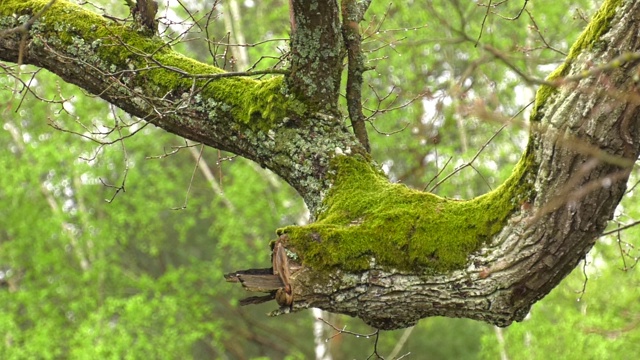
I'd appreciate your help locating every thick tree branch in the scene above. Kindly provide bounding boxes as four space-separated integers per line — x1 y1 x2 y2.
232 0 640 329
287 0 343 114
3 0 640 331
0 0 363 212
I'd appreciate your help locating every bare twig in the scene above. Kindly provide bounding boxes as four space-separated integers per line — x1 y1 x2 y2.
476 0 529 48
601 220 640 271
368 120 410 136
424 156 453 191
525 9 566 56
99 106 135 203
318 317 411 359
368 331 383 360
172 143 205 210
475 0 493 47
146 139 199 159
318 317 379 340
429 101 532 192
576 257 588 302
363 85 428 132
601 219 640 237
493 0 529 21
615 227 629 271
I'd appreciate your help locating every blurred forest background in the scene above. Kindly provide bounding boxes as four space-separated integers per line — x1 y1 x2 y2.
1 0 639 358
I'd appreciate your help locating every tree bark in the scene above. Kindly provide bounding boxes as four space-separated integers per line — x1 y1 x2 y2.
287 0 343 115
277 0 640 329
1 0 639 330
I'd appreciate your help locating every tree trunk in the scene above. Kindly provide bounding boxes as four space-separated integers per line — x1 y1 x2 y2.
1 0 638 330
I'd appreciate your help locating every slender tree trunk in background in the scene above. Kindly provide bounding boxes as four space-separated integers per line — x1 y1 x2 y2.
494 326 509 360
222 0 248 70
312 308 332 360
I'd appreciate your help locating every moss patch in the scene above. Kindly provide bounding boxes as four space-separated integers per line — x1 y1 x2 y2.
280 154 534 273
0 0 303 129
531 0 622 121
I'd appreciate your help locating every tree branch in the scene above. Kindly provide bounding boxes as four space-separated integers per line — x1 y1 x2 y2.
231 0 640 329
342 0 371 152
0 0 364 212
287 0 343 114
2 0 640 332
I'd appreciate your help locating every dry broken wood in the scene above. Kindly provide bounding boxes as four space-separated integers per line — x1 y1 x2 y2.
224 236 298 307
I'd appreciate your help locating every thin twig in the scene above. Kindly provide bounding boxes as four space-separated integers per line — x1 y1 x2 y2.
475 0 493 47
172 143 205 210
424 156 453 191
494 0 528 21
525 8 566 56
601 219 640 237
429 101 532 192
318 317 379 340
367 331 383 359
576 257 588 302
615 227 629 271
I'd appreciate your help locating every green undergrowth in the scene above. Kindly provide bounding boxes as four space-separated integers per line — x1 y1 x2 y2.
531 0 622 121
280 154 534 273
0 0 303 129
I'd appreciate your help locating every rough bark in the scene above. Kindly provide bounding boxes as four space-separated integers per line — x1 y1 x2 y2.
278 0 640 329
1 0 639 330
287 0 343 115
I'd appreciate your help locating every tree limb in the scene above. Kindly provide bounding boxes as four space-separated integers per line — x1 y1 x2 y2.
2 0 639 331
232 0 640 329
0 0 364 211
342 0 371 152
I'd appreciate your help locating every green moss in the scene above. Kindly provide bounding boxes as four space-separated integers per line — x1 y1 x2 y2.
280 154 534 273
531 0 622 121
0 0 303 129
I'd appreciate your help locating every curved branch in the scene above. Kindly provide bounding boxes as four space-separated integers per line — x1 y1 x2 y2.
3 0 640 331
231 0 640 330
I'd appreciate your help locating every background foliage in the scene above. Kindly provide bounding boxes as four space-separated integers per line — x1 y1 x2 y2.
1 0 638 358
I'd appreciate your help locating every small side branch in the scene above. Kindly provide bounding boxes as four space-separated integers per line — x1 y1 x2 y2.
342 0 371 153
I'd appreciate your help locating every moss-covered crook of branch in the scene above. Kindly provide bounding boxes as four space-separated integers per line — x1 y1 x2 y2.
279 154 535 273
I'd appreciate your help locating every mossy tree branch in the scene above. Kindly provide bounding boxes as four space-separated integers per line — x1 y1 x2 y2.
2 0 640 330
0 0 361 210
234 0 640 329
